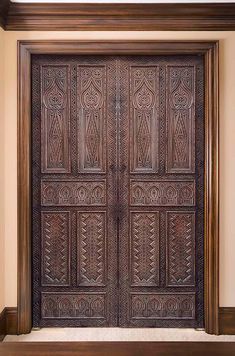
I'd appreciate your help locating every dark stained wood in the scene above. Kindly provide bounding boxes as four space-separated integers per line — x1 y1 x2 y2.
220 308 235 335
118 57 204 328
204 42 220 335
0 307 18 341
1 342 235 356
0 308 6 341
40 65 71 174
18 40 219 335
17 40 218 56
32 57 118 327
32 54 203 328
5 308 18 336
18 41 32 335
0 0 10 29
4 3 235 31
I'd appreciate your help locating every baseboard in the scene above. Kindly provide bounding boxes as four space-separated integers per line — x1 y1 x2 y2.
0 309 6 341
0 307 18 341
219 307 235 335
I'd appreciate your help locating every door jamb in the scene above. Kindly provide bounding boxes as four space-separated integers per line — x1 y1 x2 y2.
17 40 219 335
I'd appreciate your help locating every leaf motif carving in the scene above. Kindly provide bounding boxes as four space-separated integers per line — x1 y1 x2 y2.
41 66 70 173
79 66 105 172
167 66 195 173
131 67 159 173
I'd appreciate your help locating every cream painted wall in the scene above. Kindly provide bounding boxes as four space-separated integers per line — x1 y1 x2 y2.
2 30 235 308
0 28 5 312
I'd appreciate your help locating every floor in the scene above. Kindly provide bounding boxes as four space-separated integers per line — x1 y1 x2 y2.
4 328 235 342
2 342 235 356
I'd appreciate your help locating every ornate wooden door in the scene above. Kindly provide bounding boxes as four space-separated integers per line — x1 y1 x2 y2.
118 56 204 328
32 56 119 327
32 55 204 328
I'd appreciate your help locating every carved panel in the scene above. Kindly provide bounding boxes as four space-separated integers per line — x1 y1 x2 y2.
78 66 106 173
130 180 195 206
130 66 159 173
131 293 195 320
41 65 70 173
167 212 195 287
41 180 106 206
41 212 70 286
166 66 195 173
41 293 106 319
130 212 159 286
77 212 106 286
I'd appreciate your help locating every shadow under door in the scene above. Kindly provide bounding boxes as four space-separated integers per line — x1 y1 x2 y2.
32 54 204 328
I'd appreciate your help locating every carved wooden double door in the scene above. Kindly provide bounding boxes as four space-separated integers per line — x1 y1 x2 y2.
32 54 204 328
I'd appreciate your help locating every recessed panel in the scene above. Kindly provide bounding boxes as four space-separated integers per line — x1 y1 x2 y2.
41 65 70 173
131 293 195 320
166 211 195 287
166 66 195 173
130 212 159 287
130 180 195 206
130 66 159 173
77 212 106 286
41 293 106 319
41 180 106 206
77 65 106 173
41 211 70 286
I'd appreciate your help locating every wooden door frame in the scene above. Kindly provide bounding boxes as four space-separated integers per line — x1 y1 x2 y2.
17 40 219 335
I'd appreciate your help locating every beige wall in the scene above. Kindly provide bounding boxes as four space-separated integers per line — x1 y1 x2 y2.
0 28 5 312
1 30 235 308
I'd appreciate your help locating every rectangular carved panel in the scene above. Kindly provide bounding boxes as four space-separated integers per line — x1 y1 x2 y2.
130 66 159 173
166 66 195 173
41 293 106 319
77 65 106 173
130 180 195 206
41 211 70 286
41 180 106 206
77 212 106 286
131 293 195 320
166 212 195 287
41 65 70 173
130 212 159 286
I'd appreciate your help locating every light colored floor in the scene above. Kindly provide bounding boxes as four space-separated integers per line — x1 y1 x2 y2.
4 328 235 342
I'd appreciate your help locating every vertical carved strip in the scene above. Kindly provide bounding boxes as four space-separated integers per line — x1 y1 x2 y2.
130 66 159 173
131 212 159 286
166 66 195 173
41 211 70 286
78 66 106 173
166 211 195 287
41 65 70 173
77 212 106 286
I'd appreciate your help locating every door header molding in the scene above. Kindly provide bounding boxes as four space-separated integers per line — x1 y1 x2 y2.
0 2 235 31
18 40 219 335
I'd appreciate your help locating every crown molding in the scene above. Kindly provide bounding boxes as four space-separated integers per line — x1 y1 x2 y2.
0 0 10 29
0 2 234 31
